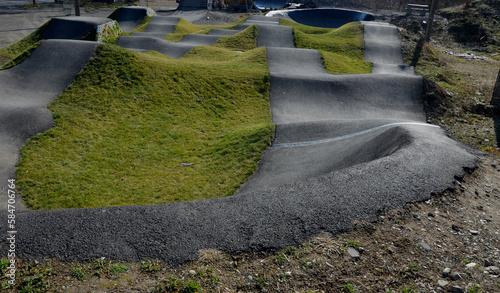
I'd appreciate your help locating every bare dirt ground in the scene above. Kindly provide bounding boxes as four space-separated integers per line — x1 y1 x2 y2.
1 1 499 292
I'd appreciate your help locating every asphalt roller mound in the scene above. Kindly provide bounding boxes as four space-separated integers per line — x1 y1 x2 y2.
0 10 478 265
110 6 156 32
40 17 114 40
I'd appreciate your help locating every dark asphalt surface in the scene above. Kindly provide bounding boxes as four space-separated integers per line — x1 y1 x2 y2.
0 9 478 265
0 40 100 211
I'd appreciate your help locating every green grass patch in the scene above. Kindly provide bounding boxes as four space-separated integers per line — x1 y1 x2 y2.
213 24 258 51
280 19 372 74
165 17 247 42
17 44 272 209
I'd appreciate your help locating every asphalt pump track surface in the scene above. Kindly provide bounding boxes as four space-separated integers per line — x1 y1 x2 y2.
0 9 478 264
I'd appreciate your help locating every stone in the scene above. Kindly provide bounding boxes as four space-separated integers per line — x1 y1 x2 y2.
180 163 194 167
466 263 477 269
484 259 493 267
469 230 479 235
358 247 365 254
488 266 499 274
443 267 451 277
418 242 431 251
347 247 360 259
437 280 449 287
451 272 461 280
451 286 464 293
188 270 196 275
248 275 253 281
413 214 421 220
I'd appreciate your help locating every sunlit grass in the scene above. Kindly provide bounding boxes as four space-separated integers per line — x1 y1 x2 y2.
280 19 373 74
17 44 272 209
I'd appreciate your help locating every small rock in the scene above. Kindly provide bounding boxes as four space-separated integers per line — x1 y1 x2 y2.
451 272 462 280
413 214 421 221
488 266 499 274
451 286 464 293
248 275 253 281
428 212 435 217
452 225 461 232
188 270 196 275
477 206 484 210
437 280 449 287
180 163 194 167
418 242 431 251
358 247 365 254
466 263 477 269
347 247 360 259
470 230 479 235
484 259 493 267
443 268 451 277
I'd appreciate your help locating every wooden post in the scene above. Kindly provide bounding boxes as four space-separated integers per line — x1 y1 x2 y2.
425 0 439 42
74 0 80 16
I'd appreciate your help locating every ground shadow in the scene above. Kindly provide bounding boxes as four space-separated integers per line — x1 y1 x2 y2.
410 38 425 67
495 115 500 149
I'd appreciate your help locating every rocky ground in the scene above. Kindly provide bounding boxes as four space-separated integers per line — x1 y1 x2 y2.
1 1 499 292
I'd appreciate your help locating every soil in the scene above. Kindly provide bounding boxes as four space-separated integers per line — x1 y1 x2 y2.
1 1 499 292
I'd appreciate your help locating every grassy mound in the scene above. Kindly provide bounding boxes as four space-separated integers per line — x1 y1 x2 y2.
280 19 373 74
165 17 247 42
17 44 272 209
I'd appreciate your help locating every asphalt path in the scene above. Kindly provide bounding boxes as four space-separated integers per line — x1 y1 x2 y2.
0 9 478 264
0 40 100 211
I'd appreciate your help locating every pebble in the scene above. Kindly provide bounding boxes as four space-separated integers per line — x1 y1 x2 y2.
443 267 451 277
469 230 479 235
188 270 196 275
451 272 462 280
248 275 253 281
413 214 421 221
418 242 431 251
487 266 499 274
437 280 449 287
451 286 464 293
484 259 493 267
466 263 477 269
347 247 360 259
358 247 365 254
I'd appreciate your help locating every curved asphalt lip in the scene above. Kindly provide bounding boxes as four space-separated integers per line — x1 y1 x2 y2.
272 122 441 149
0 9 478 265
